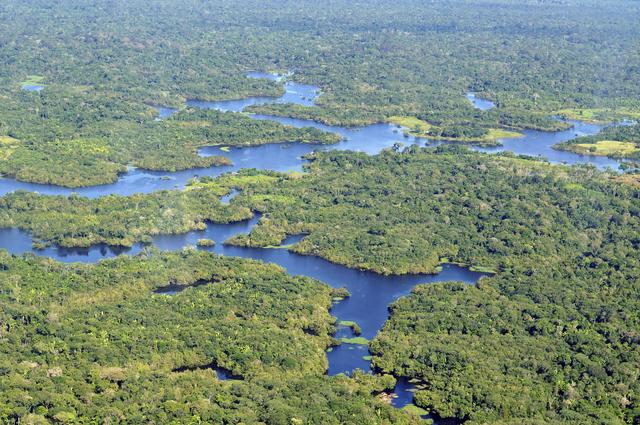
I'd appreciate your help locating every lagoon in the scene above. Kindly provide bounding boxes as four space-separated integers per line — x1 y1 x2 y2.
466 92 495 110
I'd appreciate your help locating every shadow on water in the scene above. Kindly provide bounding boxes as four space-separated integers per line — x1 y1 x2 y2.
171 362 241 381
153 278 216 295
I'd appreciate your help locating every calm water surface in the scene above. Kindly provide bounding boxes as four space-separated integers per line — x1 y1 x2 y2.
466 92 495 110
22 85 44 92
0 211 481 422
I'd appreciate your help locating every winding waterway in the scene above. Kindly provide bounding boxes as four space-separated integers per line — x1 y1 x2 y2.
0 71 623 422
0 72 622 198
0 213 483 423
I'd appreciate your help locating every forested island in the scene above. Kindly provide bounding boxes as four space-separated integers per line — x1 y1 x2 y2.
1 0 639 424
554 123 640 159
2 147 640 423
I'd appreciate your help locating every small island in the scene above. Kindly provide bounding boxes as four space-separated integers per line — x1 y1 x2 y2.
196 238 216 247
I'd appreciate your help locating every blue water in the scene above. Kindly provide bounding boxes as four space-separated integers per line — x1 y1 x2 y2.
0 208 481 423
22 85 44 92
151 104 179 120
466 92 495 110
0 72 621 197
185 73 317 112
247 70 287 81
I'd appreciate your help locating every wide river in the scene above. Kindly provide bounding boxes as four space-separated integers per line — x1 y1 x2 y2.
1 72 622 422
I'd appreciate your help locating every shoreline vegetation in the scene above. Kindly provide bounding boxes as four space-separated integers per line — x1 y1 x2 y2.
387 116 523 145
1 146 639 423
0 147 631 274
553 123 640 159
0 105 341 188
1 0 639 423
556 108 640 124
0 0 636 189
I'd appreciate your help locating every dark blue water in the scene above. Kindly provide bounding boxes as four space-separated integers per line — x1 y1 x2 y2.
0 228 144 262
0 211 482 422
466 92 495 110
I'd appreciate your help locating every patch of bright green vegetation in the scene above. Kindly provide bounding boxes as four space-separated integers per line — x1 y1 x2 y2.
219 146 231 152
388 116 522 144
572 140 638 156
401 404 430 417
563 182 586 191
196 238 215 247
388 116 433 133
19 74 45 88
483 128 523 141
186 173 279 194
340 336 369 345
0 135 21 160
557 108 640 123
338 320 362 335
554 123 640 159
468 265 498 274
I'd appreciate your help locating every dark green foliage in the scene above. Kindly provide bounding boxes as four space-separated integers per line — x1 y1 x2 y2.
0 188 253 248
1 145 639 423
224 148 639 422
0 250 416 424
0 94 340 187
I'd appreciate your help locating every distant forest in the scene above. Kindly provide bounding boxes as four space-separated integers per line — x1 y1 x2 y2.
0 0 639 185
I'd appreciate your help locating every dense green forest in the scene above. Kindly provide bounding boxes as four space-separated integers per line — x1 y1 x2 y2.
227 148 640 423
0 182 253 248
1 1 640 423
0 98 339 187
2 148 639 423
0 172 276 249
1 0 639 185
554 123 640 159
0 250 418 423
